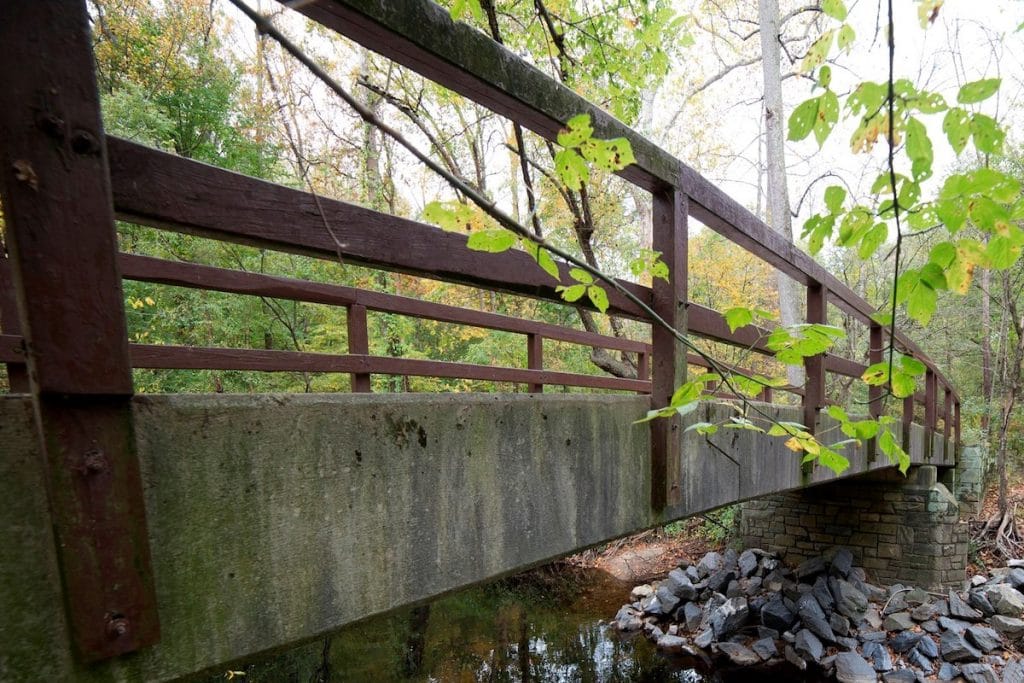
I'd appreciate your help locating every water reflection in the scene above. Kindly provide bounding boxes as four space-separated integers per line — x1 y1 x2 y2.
221 567 709 682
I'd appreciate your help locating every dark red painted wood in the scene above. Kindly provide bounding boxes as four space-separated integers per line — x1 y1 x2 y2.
0 258 29 391
527 333 543 393
129 344 650 392
108 139 650 320
650 188 687 510
804 284 827 433
868 324 883 419
118 253 649 354
903 394 915 451
347 304 372 392
0 0 158 660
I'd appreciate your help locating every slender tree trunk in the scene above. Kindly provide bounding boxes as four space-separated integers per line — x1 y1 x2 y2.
759 0 803 386
982 260 993 432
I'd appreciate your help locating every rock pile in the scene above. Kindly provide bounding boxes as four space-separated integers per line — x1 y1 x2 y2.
613 548 1024 682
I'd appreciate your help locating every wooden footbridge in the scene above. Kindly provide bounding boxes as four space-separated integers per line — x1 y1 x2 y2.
0 1 960 680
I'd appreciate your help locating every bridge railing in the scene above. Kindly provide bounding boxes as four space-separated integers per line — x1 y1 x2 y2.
0 0 960 662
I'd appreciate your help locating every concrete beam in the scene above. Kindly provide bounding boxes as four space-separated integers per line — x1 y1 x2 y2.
0 394 940 681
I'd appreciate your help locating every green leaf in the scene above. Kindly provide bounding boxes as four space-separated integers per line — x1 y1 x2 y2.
524 242 561 279
554 148 589 190
801 30 834 72
685 421 718 434
905 116 933 181
821 0 847 20
556 284 587 302
569 267 593 284
826 405 849 422
724 306 755 333
988 235 1022 269
858 222 888 259
466 229 516 253
818 446 851 474
824 185 846 213
557 113 593 148
817 65 832 89
788 97 819 142
449 0 483 22
971 113 1005 154
587 285 609 313
837 23 855 52
879 428 910 474
957 78 1001 104
942 108 971 155
813 91 840 146
900 356 927 376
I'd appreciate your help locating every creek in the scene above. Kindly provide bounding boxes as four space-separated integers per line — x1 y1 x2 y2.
214 565 814 682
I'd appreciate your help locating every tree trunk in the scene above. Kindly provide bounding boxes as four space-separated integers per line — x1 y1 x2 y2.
982 259 993 432
759 0 804 387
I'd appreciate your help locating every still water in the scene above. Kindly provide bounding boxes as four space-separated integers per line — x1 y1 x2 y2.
213 567 807 682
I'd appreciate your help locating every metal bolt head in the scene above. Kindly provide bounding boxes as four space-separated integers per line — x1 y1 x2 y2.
106 615 130 640
83 449 107 474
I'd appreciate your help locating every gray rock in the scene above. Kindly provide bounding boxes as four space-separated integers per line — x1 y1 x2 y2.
949 589 984 621
831 547 854 577
889 630 923 654
939 616 973 633
784 645 808 671
911 602 937 622
1002 660 1024 683
654 585 681 615
761 597 796 633
830 612 850 637
883 592 909 616
656 634 688 651
718 642 760 666
940 629 982 662
710 596 749 639
969 589 996 617
794 629 824 662
685 565 700 583
834 652 876 683
757 626 779 640
906 587 931 605
743 576 762 596
697 551 723 578
881 670 918 682
833 579 869 620
723 548 738 570
738 549 758 578
797 592 836 642
937 662 960 680
959 662 999 683
797 556 828 580
1007 568 1024 591
615 606 643 632
725 580 744 599
863 641 893 672
884 612 916 631
916 634 939 659
860 630 888 643
965 624 1000 653
683 601 703 631
631 584 654 599
907 647 933 673
666 568 697 600
991 614 1024 637
835 636 859 651
752 636 777 661
922 620 940 634
814 575 835 612
984 584 1024 617
707 568 736 594
864 606 884 629
694 627 714 649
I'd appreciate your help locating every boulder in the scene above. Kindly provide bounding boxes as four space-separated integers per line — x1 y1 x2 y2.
906 647 933 673
949 589 983 621
937 662 961 680
760 596 795 633
983 584 1024 617
682 601 702 631
831 547 854 578
990 614 1024 637
709 596 748 639
834 652 876 683
862 641 892 672
784 645 807 671
737 549 758 578
883 612 916 631
832 579 868 620
958 662 1000 683
656 634 688 652
888 630 922 654
964 624 1000 653
796 556 828 581
793 628 823 663
665 568 697 601
696 551 723 578
654 585 681 615
915 634 938 659
830 612 850 637
940 629 982 662
751 636 777 661
717 642 760 666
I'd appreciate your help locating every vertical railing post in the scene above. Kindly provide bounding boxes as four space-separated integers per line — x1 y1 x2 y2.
902 394 915 452
347 303 372 392
924 368 937 459
650 186 687 511
527 332 543 393
0 256 29 391
638 349 650 384
759 386 774 403
867 323 884 462
804 283 827 434
955 400 961 450
943 386 953 463
0 1 158 659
